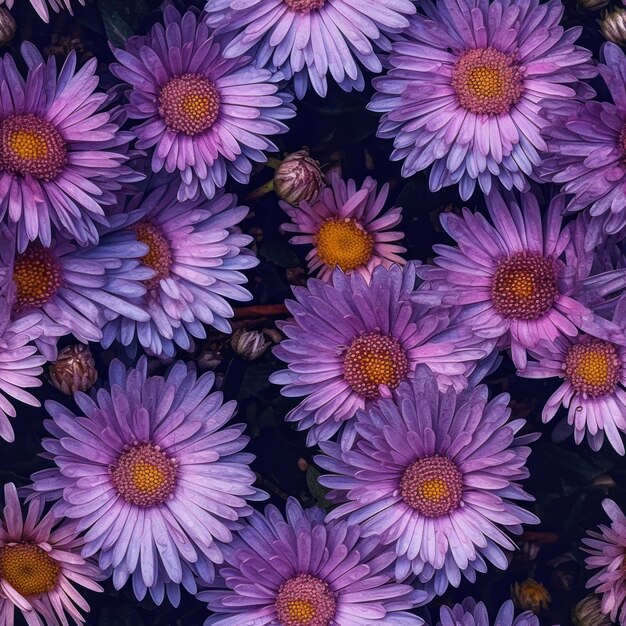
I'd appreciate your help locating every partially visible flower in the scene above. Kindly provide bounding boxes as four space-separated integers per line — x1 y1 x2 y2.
231 328 270 361
600 8 626 46
583 498 626 623
0 483 103 626
197 498 429 625
0 0 84 22
512 579 551 613
101 183 258 358
204 0 416 99
48 344 97 395
30 357 265 606
0 7 15 46
317 367 538 594
438 599 539 626
573 595 612 626
110 7 294 201
280 170 406 281
274 149 324 206
0 43 139 250
413 191 626 370
368 0 595 199
271 263 496 445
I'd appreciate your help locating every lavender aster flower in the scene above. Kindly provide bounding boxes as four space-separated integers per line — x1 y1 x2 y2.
0 483 103 626
542 43 626 248
438 598 539 626
316 367 539 594
413 191 626 370
110 7 294 202
271 263 496 445
368 0 595 199
0 0 84 22
101 183 258 358
583 499 626 623
280 170 406 281
204 0 416 99
0 43 138 249
30 357 265 606
198 498 429 625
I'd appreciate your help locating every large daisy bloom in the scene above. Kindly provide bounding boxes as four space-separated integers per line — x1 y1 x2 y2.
438 598 538 626
280 169 406 281
198 498 429 625
583 499 626 623
316 367 539 594
110 7 295 202
542 43 626 248
29 357 265 606
204 0 416 99
368 0 596 199
0 43 139 250
0 483 103 626
101 183 258 358
271 262 496 445
0 0 84 22
413 190 626 370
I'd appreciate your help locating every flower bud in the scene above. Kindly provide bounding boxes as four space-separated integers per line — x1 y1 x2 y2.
511 578 551 613
0 7 16 47
49 344 98 395
274 150 324 206
231 328 271 361
572 595 611 626
578 0 609 10
600 8 626 45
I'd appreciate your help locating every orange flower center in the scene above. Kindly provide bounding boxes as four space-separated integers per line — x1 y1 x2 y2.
315 218 374 272
13 243 63 311
0 543 60 597
134 221 173 289
274 574 337 626
564 338 620 396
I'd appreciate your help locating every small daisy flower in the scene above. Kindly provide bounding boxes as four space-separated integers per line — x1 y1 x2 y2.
438 598 539 626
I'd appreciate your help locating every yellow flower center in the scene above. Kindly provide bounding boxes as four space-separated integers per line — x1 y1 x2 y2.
0 543 60 597
314 218 374 272
564 338 620 396
13 243 63 311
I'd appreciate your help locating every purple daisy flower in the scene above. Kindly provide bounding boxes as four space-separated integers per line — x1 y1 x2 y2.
101 183 258 358
583 499 626 623
280 169 406 281
0 0 84 22
316 366 539 594
542 43 626 248
29 357 264 606
438 598 539 626
413 190 626 370
204 0 416 99
110 7 294 202
368 0 595 199
271 262 497 445
0 483 103 626
198 498 429 625
0 43 139 250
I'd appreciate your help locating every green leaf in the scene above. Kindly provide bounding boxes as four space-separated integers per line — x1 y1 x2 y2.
97 0 148 47
306 466 332 509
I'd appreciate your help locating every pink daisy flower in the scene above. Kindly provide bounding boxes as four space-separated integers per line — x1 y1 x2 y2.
0 0 84 22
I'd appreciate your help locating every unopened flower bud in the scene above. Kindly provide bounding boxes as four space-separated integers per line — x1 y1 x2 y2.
600 8 626 45
274 150 324 206
197 346 223 370
572 595 611 626
49 345 98 395
0 7 16 47
231 329 271 361
511 578 551 613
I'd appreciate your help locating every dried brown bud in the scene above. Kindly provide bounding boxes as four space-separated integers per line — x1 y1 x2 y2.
231 329 271 361
578 0 609 11
197 346 223 370
274 150 324 206
600 8 626 45
572 595 612 626
49 345 98 395
0 7 16 47
511 579 551 613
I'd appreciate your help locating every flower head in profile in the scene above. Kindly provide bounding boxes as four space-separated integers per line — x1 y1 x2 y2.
0 0 84 22
0 483 103 626
542 43 626 249
271 263 496 445
316 367 539 595
280 170 406 281
438 598 539 626
368 0 595 199
198 498 429 625
583 498 626 623
102 183 258 358
110 7 294 201
413 191 626 370
0 43 138 249
205 0 416 98
30 357 265 606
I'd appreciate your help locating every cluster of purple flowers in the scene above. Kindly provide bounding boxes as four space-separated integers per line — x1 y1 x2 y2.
0 0 626 623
